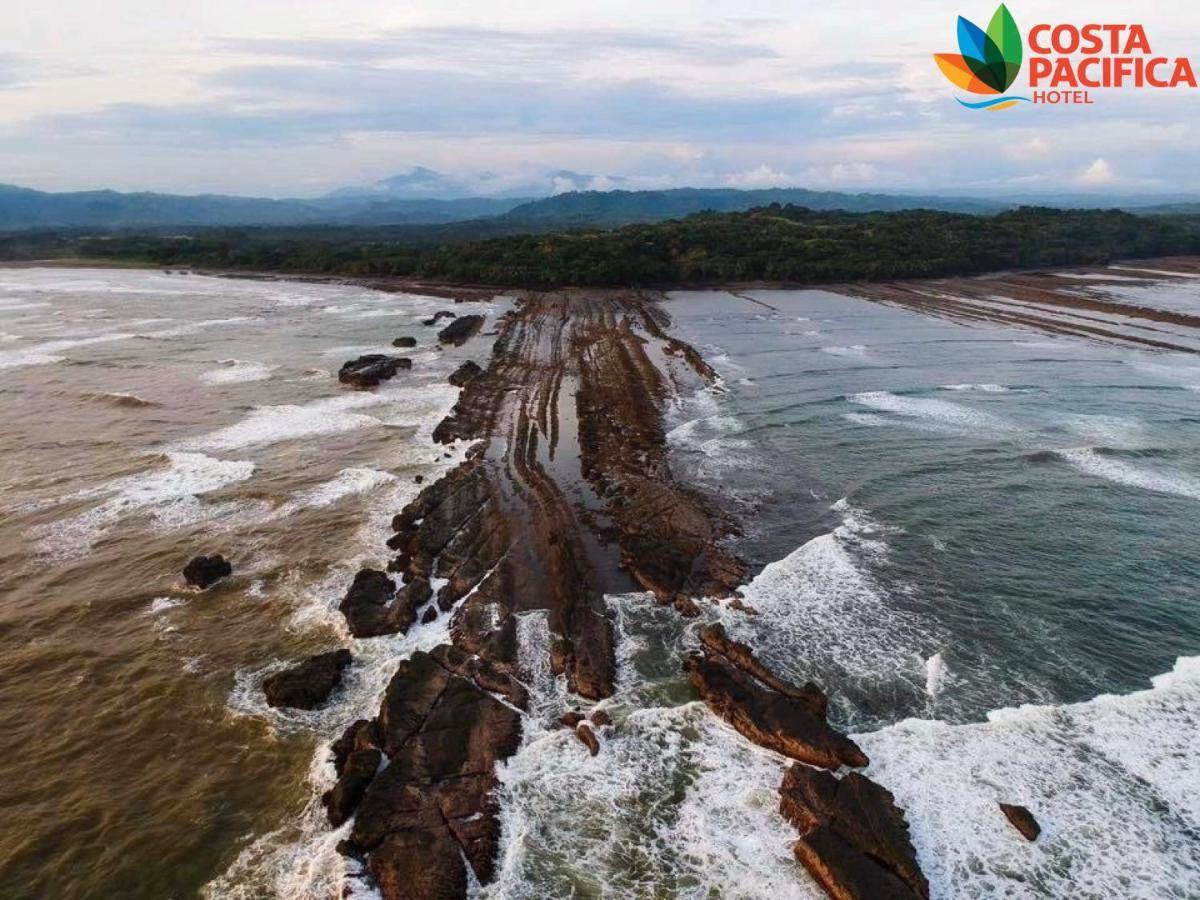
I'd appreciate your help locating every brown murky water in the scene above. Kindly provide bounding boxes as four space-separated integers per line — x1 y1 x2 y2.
0 268 500 898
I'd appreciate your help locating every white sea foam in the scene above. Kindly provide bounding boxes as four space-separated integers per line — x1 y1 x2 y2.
1060 413 1145 449
37 452 256 557
1056 448 1200 500
924 651 948 699
200 360 278 385
940 383 1011 393
0 332 136 368
711 500 928 705
287 468 397 510
848 391 1017 437
857 656 1200 899
180 394 391 452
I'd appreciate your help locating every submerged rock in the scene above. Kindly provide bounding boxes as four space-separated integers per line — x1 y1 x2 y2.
392 336 417 348
422 310 457 326
449 360 483 387
263 649 352 710
339 354 412 388
683 650 866 770
779 765 929 900
999 802 1041 841
437 315 484 347
182 554 232 589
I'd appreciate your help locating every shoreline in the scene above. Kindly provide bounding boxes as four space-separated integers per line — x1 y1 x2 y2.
303 288 930 899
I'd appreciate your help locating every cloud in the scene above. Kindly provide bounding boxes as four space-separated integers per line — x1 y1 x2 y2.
1078 157 1116 187
722 164 790 188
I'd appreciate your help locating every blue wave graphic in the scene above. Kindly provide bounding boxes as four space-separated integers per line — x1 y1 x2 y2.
957 95 1032 110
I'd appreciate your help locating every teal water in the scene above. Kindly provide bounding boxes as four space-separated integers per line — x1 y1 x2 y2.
664 287 1200 728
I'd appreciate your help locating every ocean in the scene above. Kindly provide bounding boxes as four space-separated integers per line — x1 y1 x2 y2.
0 268 1197 898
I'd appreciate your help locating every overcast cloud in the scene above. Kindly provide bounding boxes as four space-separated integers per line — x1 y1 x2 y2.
2 0 1198 197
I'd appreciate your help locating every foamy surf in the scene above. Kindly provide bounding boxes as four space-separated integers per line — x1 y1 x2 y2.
35 452 256 557
200 359 278 385
1056 448 1200 501
857 656 1200 899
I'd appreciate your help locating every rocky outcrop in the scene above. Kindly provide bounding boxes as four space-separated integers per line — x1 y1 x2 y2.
392 336 417 348
999 802 1041 841
449 360 483 387
423 311 457 326
338 569 425 638
183 554 231 588
339 355 412 388
337 650 523 897
683 650 866 771
779 765 929 900
263 649 352 710
575 723 600 756
437 314 485 346
698 623 828 715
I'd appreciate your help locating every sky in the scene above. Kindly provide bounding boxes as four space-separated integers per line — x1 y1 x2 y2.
1 0 1198 198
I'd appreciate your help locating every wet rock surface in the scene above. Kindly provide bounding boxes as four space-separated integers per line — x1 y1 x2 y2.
262 649 352 710
683 649 867 771
338 569 424 638
448 360 483 387
316 290 928 900
337 650 523 896
391 336 417 348
779 765 929 900
423 310 457 326
182 554 231 588
999 802 1041 841
437 314 485 346
338 354 411 388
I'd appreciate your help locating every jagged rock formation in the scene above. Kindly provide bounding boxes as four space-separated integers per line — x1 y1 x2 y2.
338 355 411 388
262 649 351 710
437 314 485 346
779 765 929 900
329 291 751 898
448 360 483 387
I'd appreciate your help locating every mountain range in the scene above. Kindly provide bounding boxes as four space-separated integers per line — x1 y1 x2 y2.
1 169 1198 233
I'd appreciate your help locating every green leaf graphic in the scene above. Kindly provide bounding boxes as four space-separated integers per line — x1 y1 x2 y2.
987 3 1022 90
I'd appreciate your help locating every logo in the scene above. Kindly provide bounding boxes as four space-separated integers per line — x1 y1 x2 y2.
934 5 1197 109
934 4 1029 111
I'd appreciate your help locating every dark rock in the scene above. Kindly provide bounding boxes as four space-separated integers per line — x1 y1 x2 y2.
422 310 457 326
331 719 381 775
683 651 866 770
339 569 427 638
323 747 382 827
392 336 417 348
780 765 929 899
263 649 352 710
414 474 424 484
999 803 1041 841
345 650 523 897
575 723 600 756
183 554 231 589
698 622 827 717
591 709 612 728
420 605 437 624
438 315 485 347
561 711 584 728
449 360 483 387
339 355 412 388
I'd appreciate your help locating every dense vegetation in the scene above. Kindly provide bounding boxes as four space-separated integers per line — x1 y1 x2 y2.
4 205 1200 288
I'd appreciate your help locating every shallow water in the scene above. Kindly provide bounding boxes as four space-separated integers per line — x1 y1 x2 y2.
0 269 497 898
1 269 1198 898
